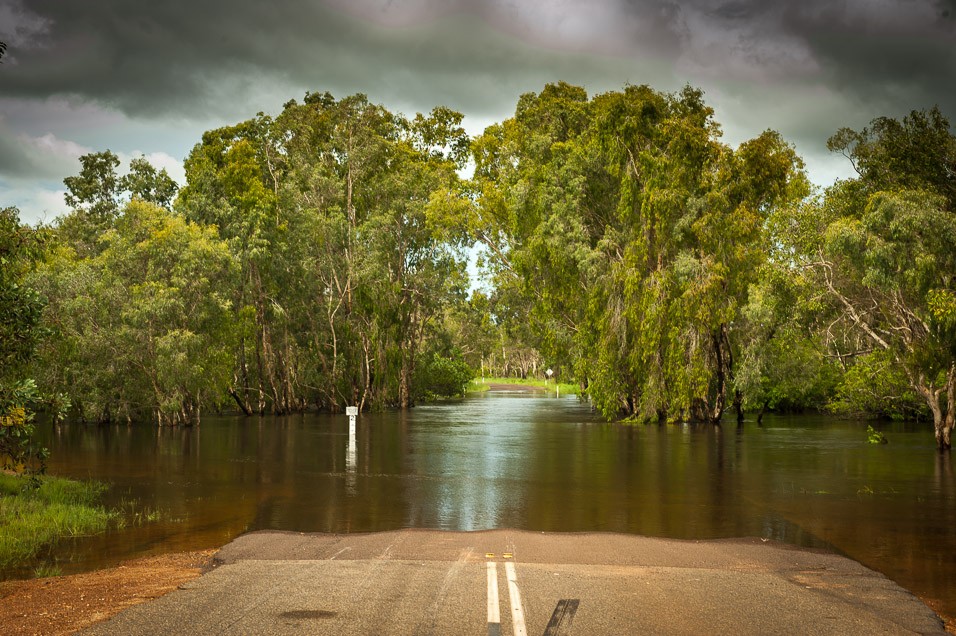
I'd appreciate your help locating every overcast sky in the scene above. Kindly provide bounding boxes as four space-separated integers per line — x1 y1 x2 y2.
1 0 954 224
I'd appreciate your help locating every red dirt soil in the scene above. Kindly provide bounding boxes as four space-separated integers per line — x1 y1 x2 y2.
0 550 214 636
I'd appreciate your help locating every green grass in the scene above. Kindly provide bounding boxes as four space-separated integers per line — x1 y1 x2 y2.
115 497 167 528
467 376 579 395
33 562 63 578
0 473 119 571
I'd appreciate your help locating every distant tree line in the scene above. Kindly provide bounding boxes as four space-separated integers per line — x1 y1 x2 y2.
1 83 953 449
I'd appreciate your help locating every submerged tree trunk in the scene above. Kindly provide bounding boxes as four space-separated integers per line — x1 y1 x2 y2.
733 389 744 425
943 366 955 450
709 327 729 424
229 386 252 416
399 365 411 409
914 368 953 451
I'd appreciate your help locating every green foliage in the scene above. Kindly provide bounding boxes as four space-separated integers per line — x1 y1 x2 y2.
830 352 927 420
22 88 954 447
413 351 473 400
781 107 956 447
734 266 839 417
0 207 47 475
441 291 498 372
470 83 808 422
176 92 470 413
63 151 123 223
827 106 956 207
866 425 889 445
33 563 63 578
466 377 579 395
33 200 236 425
60 151 179 257
123 157 179 208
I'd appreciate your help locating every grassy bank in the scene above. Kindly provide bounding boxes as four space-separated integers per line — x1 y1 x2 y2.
0 473 118 572
467 376 579 395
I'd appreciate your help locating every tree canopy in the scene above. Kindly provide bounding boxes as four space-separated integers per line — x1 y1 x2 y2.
0 207 47 474
779 107 956 448
7 84 954 449
465 83 809 423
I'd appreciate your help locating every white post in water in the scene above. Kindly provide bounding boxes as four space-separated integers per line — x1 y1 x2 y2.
346 406 358 487
346 406 358 448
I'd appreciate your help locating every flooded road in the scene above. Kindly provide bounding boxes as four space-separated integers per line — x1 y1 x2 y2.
28 392 956 617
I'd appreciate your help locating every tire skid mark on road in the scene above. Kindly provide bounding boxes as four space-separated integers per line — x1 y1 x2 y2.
416 548 474 634
328 546 352 560
543 598 580 636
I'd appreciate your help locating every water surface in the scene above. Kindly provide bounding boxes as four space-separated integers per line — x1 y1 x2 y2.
29 393 956 617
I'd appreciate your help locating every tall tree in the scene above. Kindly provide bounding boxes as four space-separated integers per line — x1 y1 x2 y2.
177 92 470 414
0 207 47 473
468 83 807 422
32 200 236 425
780 108 956 448
60 151 179 256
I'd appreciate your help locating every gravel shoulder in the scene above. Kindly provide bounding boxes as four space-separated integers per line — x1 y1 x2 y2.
0 550 214 636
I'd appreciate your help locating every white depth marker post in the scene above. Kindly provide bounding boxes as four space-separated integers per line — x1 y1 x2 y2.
346 406 358 477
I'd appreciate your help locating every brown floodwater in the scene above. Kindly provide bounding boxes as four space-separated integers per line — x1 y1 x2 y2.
19 392 956 617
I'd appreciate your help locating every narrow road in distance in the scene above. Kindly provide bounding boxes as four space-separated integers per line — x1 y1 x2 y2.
82 529 945 635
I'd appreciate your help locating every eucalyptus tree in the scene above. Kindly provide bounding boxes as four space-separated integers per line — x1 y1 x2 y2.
176 117 290 414
32 200 236 425
60 151 179 256
467 83 807 422
276 94 471 409
177 92 470 413
733 267 838 423
779 108 956 448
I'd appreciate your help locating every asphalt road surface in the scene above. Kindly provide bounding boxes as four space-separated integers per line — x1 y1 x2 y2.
82 529 945 635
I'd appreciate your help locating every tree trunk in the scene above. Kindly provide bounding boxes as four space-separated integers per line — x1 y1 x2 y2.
399 366 411 409
915 377 950 451
733 388 744 425
943 366 955 450
710 329 727 424
229 386 253 416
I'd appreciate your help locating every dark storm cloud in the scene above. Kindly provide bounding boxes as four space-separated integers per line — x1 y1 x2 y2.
6 0 952 128
603 0 956 160
0 129 39 178
1 0 953 198
0 0 667 122
778 2 955 112
0 121 83 179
